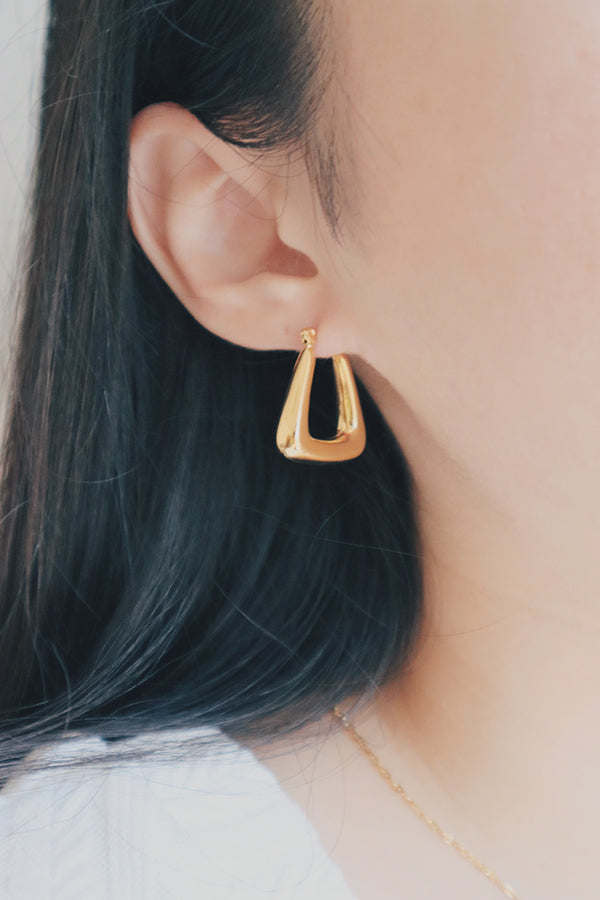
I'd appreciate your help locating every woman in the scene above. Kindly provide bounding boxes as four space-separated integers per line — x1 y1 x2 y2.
1 0 598 897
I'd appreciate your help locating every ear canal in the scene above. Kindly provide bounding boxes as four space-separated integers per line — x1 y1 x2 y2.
276 328 367 463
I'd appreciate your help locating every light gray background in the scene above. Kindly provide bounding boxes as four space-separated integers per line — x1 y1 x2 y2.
0 1 47 411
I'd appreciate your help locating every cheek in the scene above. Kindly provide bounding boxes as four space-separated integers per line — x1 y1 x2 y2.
343 0 600 502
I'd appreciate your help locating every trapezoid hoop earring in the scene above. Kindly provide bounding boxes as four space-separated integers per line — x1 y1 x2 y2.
276 328 367 463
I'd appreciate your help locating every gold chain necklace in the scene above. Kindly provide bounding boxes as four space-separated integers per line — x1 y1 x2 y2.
331 706 522 900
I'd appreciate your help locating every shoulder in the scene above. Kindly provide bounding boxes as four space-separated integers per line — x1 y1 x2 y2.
0 726 356 899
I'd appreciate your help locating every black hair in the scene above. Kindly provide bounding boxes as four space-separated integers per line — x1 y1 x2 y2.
0 0 423 774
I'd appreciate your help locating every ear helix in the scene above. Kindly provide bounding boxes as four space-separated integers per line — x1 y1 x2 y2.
276 328 366 462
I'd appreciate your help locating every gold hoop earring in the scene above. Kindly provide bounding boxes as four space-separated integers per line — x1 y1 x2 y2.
276 328 366 463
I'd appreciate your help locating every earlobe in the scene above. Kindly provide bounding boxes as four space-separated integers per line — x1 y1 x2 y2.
127 102 322 351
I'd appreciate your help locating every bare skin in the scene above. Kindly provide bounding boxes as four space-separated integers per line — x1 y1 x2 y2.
127 1 600 896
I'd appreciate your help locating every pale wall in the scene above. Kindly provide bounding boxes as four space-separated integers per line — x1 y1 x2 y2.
0 1 47 414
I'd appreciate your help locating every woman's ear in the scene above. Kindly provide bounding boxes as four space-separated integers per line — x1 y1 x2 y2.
127 102 333 352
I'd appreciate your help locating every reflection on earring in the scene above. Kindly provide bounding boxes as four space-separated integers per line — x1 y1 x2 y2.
276 328 366 463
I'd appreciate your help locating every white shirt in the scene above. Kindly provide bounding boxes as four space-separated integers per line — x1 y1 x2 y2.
0 727 357 899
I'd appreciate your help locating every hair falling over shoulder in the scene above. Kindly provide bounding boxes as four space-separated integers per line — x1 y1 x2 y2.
0 0 423 777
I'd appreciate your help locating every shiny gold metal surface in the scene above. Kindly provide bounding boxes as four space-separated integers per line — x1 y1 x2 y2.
276 328 366 462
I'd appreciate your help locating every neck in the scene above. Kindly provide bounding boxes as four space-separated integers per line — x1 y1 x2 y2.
354 363 600 897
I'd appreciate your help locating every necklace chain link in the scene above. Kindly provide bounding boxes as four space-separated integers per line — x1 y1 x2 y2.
331 706 522 900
